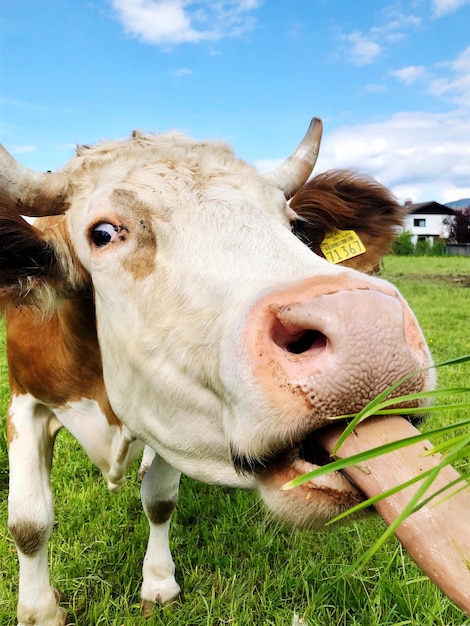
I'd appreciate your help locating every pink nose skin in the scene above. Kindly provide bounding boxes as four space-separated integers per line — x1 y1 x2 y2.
245 275 430 421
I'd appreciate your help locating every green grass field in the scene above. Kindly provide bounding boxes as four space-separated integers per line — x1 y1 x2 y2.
0 256 469 626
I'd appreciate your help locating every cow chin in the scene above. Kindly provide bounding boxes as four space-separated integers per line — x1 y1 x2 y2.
254 432 366 530
229 423 364 530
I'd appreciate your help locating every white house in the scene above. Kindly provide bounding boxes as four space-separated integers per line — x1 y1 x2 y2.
403 200 456 245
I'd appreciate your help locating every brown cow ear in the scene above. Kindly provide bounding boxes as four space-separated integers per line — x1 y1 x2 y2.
289 170 406 274
0 206 89 314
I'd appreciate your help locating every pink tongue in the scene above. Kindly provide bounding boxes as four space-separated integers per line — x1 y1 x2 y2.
317 416 470 616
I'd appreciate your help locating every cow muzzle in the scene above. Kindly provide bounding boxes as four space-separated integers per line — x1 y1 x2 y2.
246 274 432 425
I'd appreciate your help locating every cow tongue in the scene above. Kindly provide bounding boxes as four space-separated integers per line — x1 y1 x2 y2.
316 415 470 616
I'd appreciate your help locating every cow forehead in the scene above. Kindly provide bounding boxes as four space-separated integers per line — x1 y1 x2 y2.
67 131 280 202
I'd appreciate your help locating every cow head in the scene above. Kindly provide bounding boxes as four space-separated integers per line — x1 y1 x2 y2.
0 119 434 529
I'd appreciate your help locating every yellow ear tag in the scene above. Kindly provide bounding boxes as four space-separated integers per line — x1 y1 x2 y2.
320 229 366 264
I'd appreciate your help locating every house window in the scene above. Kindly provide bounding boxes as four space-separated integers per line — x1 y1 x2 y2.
414 218 426 227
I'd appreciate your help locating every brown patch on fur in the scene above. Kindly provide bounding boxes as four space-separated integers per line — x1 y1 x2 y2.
6 411 18 446
8 519 49 556
145 500 177 525
6 296 120 426
290 170 405 273
111 189 157 280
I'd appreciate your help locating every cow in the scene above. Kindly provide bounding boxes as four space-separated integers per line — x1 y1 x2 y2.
0 118 448 625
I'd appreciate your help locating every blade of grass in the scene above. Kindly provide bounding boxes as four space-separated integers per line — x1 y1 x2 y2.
364 387 470 411
422 433 470 456
361 402 470 417
412 470 470 512
329 398 470 421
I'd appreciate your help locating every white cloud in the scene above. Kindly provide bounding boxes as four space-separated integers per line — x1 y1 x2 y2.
0 96 46 110
428 46 470 106
450 44 470 72
339 6 421 66
11 145 36 154
342 31 382 65
289 22 303 39
388 46 470 111
109 0 262 45
172 67 192 77
379 7 421 31
389 65 426 85
365 83 388 93
111 0 207 44
432 0 470 18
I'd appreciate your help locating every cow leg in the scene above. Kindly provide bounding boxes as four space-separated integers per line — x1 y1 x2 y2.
140 452 181 614
7 394 66 626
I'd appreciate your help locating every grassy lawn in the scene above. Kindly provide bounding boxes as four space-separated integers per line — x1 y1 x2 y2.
0 255 469 626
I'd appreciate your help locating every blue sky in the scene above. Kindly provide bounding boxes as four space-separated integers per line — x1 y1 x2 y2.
2 0 470 203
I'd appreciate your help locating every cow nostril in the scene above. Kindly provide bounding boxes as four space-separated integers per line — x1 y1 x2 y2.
273 327 327 355
287 329 326 354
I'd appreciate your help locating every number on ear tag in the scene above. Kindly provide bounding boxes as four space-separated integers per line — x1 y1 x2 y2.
320 229 366 264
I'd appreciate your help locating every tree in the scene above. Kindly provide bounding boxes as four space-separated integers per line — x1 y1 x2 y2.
392 231 414 255
449 207 470 243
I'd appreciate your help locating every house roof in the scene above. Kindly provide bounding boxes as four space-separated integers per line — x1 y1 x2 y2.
405 201 455 216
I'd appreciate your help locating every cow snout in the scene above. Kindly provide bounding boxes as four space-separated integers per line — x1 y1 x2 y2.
245 275 432 422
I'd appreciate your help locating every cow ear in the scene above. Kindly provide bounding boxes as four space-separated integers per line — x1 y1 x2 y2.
0 205 89 314
289 170 405 273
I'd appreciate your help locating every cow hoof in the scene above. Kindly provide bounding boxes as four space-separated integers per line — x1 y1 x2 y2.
17 605 66 626
140 577 181 614
140 598 155 617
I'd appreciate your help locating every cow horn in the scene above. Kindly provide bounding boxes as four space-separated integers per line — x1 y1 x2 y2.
264 117 323 199
0 144 69 216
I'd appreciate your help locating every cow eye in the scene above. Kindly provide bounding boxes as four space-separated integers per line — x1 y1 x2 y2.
91 223 118 247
